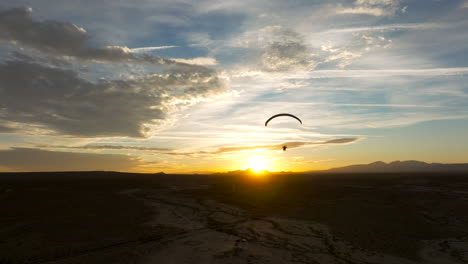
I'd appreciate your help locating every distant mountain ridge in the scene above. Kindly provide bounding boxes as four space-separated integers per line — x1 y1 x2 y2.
213 168 272 176
327 160 468 173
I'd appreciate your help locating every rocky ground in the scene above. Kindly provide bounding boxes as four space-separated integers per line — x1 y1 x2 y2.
0 172 467 263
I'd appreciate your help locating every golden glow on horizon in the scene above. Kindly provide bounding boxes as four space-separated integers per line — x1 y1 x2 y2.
245 156 270 173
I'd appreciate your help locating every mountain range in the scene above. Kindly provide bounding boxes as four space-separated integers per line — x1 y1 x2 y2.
326 160 468 173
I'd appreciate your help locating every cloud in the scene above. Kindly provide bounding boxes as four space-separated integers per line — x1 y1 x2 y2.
337 0 404 17
278 138 361 149
0 7 181 65
0 7 226 138
0 124 16 133
0 148 140 171
337 6 391 16
320 33 392 68
323 23 451 33
37 138 361 157
76 137 361 157
230 26 318 72
200 137 361 154
260 39 314 72
323 50 362 68
171 57 218 66
36 144 171 152
129 46 178 53
0 7 87 52
0 58 225 137
148 13 190 26
229 26 392 71
41 138 361 156
186 32 218 48
307 68 468 78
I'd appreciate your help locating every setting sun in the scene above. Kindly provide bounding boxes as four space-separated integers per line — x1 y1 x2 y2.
245 156 270 173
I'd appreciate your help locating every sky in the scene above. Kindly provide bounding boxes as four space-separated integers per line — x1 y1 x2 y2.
0 0 467 173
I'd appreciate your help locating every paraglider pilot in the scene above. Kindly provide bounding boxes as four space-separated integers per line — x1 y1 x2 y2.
265 113 302 152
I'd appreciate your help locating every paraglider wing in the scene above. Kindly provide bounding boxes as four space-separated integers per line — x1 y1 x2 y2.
265 113 302 126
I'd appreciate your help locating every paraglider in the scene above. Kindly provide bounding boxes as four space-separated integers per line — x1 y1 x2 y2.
265 113 303 151
265 113 302 127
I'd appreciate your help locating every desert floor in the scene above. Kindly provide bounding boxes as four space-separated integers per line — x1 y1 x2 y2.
1 171 467 263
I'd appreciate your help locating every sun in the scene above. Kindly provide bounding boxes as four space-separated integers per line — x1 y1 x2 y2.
245 156 270 173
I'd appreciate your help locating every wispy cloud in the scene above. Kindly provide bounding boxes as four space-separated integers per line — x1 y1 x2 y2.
323 23 452 33
246 102 442 109
222 67 468 83
196 137 362 155
51 138 362 157
307 68 468 78
36 144 171 151
226 26 394 71
130 46 178 53
0 124 17 133
336 0 404 17
171 57 218 66
228 26 319 72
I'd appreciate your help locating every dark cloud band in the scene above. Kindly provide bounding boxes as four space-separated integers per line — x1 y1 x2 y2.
0 148 140 171
0 59 224 137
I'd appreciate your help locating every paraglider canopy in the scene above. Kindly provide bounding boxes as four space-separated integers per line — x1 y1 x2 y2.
265 113 302 127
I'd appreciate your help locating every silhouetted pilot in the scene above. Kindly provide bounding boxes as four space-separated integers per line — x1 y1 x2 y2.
282 145 287 151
